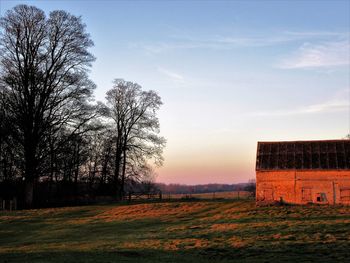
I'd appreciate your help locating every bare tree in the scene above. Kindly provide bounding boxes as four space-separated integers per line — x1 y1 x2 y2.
0 5 95 207
106 79 166 199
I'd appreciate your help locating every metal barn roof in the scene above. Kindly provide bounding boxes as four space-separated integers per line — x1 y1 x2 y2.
256 140 350 171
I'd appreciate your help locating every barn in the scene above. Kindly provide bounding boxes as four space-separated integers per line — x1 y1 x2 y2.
255 140 350 205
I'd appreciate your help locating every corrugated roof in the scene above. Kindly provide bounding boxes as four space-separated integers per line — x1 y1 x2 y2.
256 140 350 171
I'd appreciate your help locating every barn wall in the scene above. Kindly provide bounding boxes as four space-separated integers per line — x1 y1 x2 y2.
256 170 350 205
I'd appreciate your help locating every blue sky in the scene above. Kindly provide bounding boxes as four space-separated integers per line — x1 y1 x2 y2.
1 0 349 184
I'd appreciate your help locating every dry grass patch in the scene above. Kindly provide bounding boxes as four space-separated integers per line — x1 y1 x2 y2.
227 236 250 248
163 238 210 250
121 239 162 250
210 223 239 231
92 202 212 222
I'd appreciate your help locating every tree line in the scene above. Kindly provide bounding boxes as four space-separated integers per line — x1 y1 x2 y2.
0 5 165 208
156 183 255 194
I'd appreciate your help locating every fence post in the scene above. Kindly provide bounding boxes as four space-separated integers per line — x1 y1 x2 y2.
2 200 5 210
238 191 240 199
14 197 17 211
128 192 131 202
159 192 162 200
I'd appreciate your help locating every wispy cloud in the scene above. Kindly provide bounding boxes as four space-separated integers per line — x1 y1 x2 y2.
251 90 349 117
283 31 348 38
278 41 349 69
181 31 347 47
157 67 185 83
131 37 285 54
135 43 199 54
130 30 347 54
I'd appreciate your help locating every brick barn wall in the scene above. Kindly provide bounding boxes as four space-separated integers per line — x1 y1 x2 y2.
256 170 350 205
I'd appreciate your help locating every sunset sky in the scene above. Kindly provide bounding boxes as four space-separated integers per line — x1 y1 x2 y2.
1 0 349 184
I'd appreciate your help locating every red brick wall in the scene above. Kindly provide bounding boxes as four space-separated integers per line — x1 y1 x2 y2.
256 170 350 205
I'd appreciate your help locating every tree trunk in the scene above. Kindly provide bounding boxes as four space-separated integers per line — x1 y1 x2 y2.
48 139 55 203
25 179 34 208
114 148 122 199
120 149 127 200
101 143 112 188
90 155 97 192
101 158 108 187
74 143 80 199
24 140 37 208
114 134 124 199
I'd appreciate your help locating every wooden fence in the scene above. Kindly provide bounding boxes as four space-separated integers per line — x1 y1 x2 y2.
0 197 17 211
124 192 162 202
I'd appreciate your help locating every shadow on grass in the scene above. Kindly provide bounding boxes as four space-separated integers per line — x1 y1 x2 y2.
1 242 349 263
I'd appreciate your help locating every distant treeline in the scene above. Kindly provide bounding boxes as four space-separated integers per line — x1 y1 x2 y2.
156 183 254 194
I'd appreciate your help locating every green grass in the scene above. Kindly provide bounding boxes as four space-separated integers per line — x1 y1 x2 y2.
1 200 350 262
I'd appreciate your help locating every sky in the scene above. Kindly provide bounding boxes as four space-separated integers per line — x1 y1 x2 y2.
1 0 349 185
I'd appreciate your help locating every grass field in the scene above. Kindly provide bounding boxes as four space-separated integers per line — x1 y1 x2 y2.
1 199 350 262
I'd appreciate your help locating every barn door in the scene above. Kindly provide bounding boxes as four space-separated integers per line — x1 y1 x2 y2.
302 188 312 202
340 189 350 201
263 189 273 201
